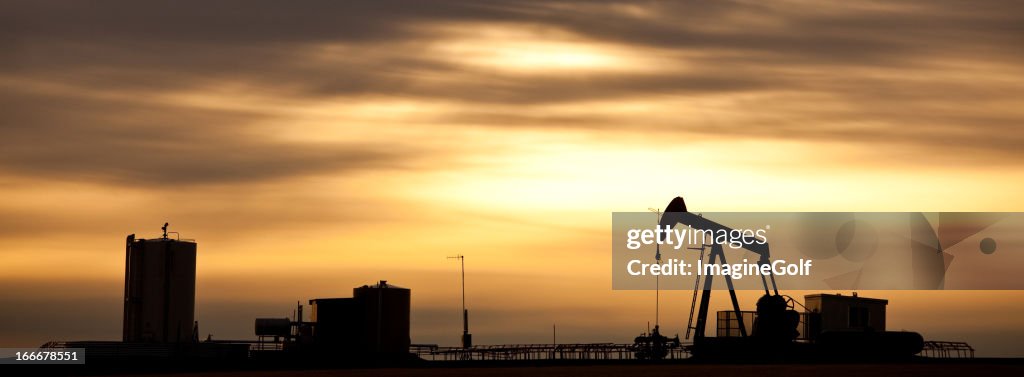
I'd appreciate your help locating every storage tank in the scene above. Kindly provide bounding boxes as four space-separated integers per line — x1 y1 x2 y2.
255 318 292 337
353 280 411 354
122 232 197 343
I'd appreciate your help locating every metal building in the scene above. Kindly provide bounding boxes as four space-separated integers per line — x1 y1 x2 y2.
122 231 197 343
308 297 361 350
804 293 887 335
308 280 410 355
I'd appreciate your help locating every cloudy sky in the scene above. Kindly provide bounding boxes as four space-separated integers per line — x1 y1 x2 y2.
2 1 1024 356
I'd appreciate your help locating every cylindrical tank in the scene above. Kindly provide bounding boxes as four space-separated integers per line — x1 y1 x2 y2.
353 280 410 354
255 318 292 337
817 330 924 359
123 235 197 343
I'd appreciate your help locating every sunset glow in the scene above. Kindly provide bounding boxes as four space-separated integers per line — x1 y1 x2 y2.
2 0 1024 358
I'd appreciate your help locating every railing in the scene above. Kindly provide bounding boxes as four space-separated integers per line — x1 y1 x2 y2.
920 341 974 359
411 343 691 361
253 336 284 351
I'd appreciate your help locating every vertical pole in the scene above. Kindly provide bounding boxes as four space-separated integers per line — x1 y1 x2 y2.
448 255 469 348
649 208 662 330
123 234 134 342
460 256 467 347
296 301 302 340
655 245 660 328
461 256 466 325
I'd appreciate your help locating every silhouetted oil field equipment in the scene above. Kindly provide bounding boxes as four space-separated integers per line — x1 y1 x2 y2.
36 219 974 368
920 341 975 358
42 225 249 364
123 226 197 343
252 280 412 360
411 343 690 361
650 196 958 362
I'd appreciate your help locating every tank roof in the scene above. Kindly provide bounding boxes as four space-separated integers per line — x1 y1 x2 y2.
134 237 196 244
805 293 888 304
358 280 406 289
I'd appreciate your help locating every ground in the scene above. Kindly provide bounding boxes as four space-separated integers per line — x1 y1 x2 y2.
92 362 1024 377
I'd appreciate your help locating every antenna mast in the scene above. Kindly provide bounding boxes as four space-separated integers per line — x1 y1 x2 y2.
447 254 472 348
648 208 661 329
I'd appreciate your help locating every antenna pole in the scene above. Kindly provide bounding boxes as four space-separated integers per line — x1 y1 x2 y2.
448 254 471 348
648 208 661 328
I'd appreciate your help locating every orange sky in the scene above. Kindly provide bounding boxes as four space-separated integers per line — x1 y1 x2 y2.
2 1 1024 357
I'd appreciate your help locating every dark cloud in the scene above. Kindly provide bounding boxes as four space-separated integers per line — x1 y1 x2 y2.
0 1 523 45
0 88 409 186
2 0 1023 185
6 1 1022 96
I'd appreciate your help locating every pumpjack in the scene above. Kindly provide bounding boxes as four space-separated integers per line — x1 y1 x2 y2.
657 196 923 361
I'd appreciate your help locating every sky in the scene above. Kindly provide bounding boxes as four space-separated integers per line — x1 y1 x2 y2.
2 0 1024 357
